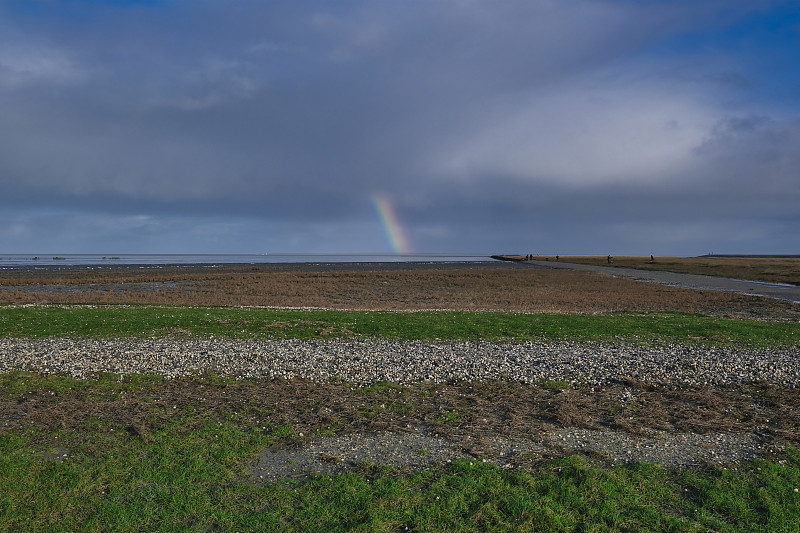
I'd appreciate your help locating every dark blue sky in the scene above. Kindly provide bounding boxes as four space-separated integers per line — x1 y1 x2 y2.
1 0 798 255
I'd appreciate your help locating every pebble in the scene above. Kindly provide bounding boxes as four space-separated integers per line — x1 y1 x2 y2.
1 338 798 387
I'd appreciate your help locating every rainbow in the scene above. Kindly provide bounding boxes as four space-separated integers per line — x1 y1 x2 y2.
371 193 412 254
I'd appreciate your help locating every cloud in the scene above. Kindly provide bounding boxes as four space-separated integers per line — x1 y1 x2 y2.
434 78 715 187
0 0 798 254
687 115 800 211
0 45 84 86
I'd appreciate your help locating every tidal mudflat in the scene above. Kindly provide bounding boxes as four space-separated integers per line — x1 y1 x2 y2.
2 261 798 319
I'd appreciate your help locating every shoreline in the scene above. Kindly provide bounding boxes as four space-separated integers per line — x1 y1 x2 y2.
0 259 509 274
0 254 497 270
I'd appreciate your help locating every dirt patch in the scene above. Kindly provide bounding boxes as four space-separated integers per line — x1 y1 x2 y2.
249 429 762 482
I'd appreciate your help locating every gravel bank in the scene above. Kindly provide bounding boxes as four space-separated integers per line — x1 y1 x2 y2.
2 337 798 387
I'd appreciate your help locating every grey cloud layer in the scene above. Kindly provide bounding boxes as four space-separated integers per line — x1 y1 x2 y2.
1 0 797 253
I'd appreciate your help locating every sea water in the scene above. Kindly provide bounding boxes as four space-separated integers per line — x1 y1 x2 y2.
0 254 494 268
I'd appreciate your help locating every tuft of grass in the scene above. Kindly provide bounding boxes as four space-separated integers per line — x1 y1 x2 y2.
435 410 464 424
540 379 571 390
1 305 798 347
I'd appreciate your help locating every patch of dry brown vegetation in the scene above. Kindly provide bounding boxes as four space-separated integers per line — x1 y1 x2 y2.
1 264 799 320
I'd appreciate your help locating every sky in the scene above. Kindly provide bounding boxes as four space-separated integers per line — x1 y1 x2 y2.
1 0 799 256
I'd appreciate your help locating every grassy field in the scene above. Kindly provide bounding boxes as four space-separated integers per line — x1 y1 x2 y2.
515 255 800 286
1 370 799 532
2 424 799 532
1 304 799 347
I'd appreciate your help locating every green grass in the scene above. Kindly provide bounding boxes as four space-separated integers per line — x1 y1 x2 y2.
1 416 798 532
0 370 165 397
1 305 799 347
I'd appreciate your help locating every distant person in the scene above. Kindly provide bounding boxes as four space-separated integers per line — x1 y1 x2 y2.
607 255 612 264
